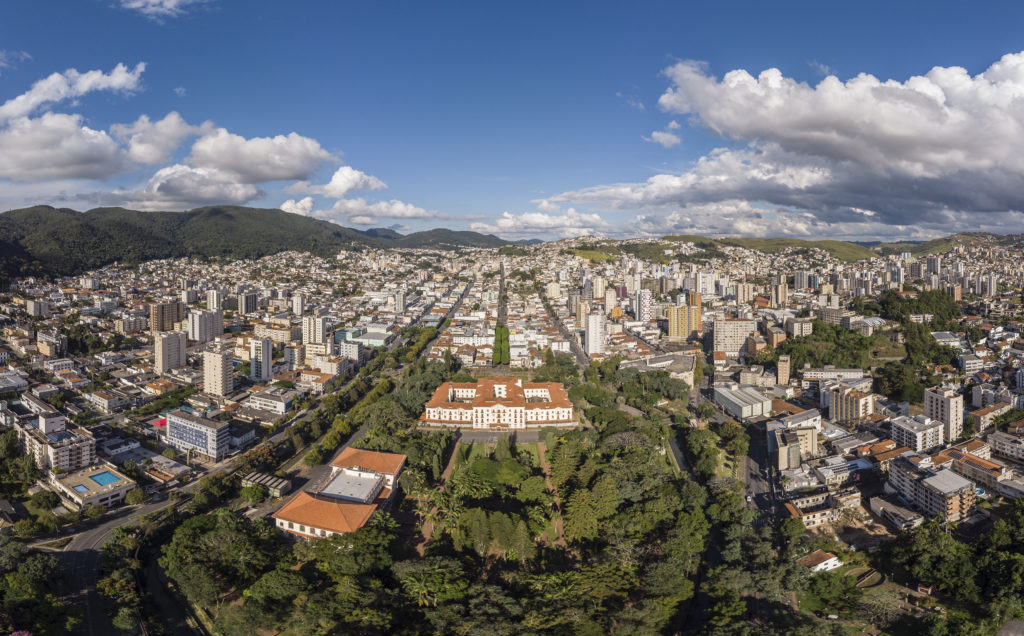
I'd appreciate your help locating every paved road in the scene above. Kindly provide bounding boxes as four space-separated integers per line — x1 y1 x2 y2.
538 292 589 368
60 479 204 636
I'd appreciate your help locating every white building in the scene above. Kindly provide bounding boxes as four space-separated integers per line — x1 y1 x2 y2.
891 415 944 452
250 337 273 382
925 387 964 442
165 408 230 460
188 310 223 343
302 316 331 345
203 343 234 398
154 331 187 375
585 312 605 356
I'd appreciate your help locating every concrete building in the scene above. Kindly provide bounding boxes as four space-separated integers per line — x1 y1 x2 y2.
777 355 791 386
713 384 772 420
165 408 230 460
149 300 184 333
925 387 964 442
303 316 331 345
291 294 305 315
202 344 234 398
51 464 135 510
237 291 258 315
666 304 701 341
712 318 756 358
585 312 605 356
207 289 223 311
154 331 187 375
187 309 223 343
633 289 653 322
889 454 975 523
250 337 273 382
828 385 874 425
891 415 944 452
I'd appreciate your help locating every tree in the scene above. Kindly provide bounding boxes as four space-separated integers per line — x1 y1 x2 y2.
31 489 59 511
125 488 146 505
85 504 107 520
241 483 269 505
564 489 599 543
162 448 177 460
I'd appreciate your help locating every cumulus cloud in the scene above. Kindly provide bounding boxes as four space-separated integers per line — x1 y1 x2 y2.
551 51 1024 238
0 62 145 123
79 164 263 210
471 208 610 239
189 128 333 183
280 196 314 216
0 113 128 181
326 197 438 220
644 130 681 148
289 165 386 198
119 0 207 19
111 111 208 164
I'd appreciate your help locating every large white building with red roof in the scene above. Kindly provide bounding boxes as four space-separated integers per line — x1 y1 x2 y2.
419 377 575 429
272 447 406 539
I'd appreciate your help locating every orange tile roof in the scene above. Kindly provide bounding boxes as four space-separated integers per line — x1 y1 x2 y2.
272 491 376 536
331 447 407 476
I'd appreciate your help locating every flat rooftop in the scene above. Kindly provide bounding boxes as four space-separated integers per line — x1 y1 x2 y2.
318 471 381 504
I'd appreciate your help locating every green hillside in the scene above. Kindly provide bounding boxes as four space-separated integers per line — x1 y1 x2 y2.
717 237 875 262
0 205 509 279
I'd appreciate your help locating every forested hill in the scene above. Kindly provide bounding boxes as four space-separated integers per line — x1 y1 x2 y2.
0 205 510 280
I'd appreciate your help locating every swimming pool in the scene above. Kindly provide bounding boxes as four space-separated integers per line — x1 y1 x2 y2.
72 484 89 494
90 471 121 487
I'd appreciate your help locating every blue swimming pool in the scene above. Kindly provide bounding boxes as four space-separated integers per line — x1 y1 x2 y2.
72 484 89 494
90 471 121 487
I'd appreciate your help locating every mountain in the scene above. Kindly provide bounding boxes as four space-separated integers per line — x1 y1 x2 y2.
0 205 509 280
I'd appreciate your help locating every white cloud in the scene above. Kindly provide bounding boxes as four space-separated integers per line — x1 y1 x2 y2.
0 113 128 181
0 62 145 123
189 128 333 183
666 120 680 130
551 51 1024 237
537 199 560 212
111 111 208 164
111 164 262 210
280 196 314 216
325 197 437 220
293 165 386 198
173 86 186 97
119 0 207 19
644 130 681 148
0 50 31 76
471 208 610 239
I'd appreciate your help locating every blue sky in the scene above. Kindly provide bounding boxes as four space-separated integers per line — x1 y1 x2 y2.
2 1 1024 240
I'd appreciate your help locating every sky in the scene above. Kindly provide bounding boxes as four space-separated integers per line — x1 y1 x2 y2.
2 1 1024 242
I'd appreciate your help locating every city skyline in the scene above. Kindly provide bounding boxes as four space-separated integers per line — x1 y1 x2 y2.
2 2 1024 241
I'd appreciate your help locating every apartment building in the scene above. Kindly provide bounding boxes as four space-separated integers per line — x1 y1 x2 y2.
154 331 187 374
828 385 874 425
891 415 945 452
666 304 701 341
149 300 184 333
202 343 234 398
712 318 756 358
250 337 273 382
925 387 964 442
302 316 331 345
188 310 223 343
889 454 976 523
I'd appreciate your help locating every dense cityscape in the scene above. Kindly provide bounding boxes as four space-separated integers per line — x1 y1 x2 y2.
0 230 1024 634
7 2 1024 635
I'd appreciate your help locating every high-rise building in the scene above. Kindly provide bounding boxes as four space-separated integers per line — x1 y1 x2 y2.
592 276 606 299
187 310 223 343
794 271 810 290
925 387 964 442
237 292 258 316
736 282 755 305
712 318 756 357
633 289 653 322
207 290 223 311
302 316 331 345
777 355 791 386
250 337 273 382
666 304 701 341
149 300 184 333
585 313 605 356
166 408 230 461
926 255 942 275
684 290 703 307
203 344 234 398
154 331 187 375
291 294 305 315
772 283 788 307
394 291 405 311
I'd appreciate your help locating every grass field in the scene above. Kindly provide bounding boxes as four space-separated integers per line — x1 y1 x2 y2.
571 249 618 263
516 443 541 468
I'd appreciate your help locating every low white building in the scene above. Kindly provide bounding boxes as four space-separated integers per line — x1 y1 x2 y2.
713 384 772 420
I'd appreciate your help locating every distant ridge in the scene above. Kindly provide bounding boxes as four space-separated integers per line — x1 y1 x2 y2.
0 205 511 279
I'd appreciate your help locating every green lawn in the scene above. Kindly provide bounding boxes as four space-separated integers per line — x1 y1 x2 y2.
571 249 618 263
515 443 540 468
